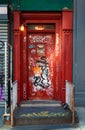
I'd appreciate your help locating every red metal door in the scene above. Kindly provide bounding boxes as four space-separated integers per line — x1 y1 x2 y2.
28 33 55 100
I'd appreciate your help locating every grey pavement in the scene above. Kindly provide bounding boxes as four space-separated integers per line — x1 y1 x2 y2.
0 107 85 130
55 107 85 130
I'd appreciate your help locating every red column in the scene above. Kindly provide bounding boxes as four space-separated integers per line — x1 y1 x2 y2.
21 25 28 100
55 20 62 100
13 11 21 103
61 10 73 103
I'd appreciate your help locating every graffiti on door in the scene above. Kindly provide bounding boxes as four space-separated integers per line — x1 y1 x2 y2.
29 35 52 44
37 44 45 55
32 56 51 92
28 34 54 97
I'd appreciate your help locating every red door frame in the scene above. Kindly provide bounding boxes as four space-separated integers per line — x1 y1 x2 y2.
13 11 73 104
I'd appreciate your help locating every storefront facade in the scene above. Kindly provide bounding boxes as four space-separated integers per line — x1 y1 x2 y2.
1 0 85 107
0 0 73 105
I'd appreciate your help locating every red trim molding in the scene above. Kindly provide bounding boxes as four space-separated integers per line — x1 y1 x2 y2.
13 11 21 103
61 10 73 103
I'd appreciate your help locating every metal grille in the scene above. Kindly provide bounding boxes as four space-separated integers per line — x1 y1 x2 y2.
0 22 8 106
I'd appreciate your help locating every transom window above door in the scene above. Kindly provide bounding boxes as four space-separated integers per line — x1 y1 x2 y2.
27 24 55 31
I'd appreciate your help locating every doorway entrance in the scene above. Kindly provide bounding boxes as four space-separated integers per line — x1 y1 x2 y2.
20 20 62 101
13 11 73 103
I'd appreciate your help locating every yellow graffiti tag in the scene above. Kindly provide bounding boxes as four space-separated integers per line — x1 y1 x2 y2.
20 111 65 117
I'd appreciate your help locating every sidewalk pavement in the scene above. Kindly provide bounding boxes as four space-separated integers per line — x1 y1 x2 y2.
56 107 85 130
0 107 85 130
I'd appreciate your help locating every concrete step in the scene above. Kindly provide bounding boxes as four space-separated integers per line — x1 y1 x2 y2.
13 100 78 126
20 100 61 107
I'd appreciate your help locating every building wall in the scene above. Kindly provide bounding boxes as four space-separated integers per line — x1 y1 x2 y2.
73 0 85 106
2 0 85 106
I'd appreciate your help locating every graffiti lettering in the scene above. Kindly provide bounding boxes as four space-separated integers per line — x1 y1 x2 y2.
21 111 65 117
36 56 48 66
33 56 51 91
33 76 41 87
41 66 50 87
29 35 52 43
